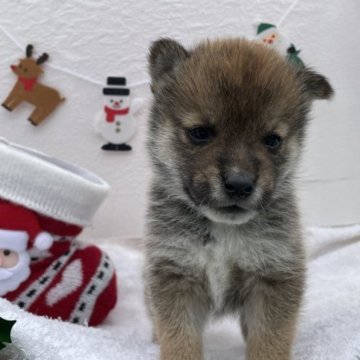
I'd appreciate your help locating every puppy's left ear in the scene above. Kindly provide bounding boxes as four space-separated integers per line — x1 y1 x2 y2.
148 38 189 93
298 67 334 100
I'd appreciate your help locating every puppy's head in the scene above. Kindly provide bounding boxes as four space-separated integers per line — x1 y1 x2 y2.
148 38 333 225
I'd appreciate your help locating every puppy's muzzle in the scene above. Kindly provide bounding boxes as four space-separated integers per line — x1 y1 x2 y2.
223 172 255 199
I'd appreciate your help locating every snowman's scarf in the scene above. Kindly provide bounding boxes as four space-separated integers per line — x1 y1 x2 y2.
104 106 130 123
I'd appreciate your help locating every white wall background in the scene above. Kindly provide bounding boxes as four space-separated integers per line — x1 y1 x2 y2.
0 0 359 240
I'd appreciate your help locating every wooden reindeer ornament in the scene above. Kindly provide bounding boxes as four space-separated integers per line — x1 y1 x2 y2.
2 44 65 126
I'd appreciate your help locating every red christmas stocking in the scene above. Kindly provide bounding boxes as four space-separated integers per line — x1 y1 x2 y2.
4 210 117 326
0 139 117 326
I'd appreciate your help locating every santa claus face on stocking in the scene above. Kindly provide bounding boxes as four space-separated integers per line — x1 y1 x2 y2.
0 249 19 268
104 95 130 110
0 248 30 296
0 230 32 296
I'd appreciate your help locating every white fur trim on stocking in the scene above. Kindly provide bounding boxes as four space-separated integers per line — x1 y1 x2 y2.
0 138 109 226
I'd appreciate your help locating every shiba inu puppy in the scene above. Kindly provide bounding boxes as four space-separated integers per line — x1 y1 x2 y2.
144 38 333 360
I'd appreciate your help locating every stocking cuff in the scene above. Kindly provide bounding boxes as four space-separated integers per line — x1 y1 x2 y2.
0 138 109 227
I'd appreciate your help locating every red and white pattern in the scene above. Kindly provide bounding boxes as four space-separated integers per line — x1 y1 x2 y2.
1 205 118 327
4 238 117 326
10 241 78 309
69 251 115 325
0 139 114 327
46 259 83 306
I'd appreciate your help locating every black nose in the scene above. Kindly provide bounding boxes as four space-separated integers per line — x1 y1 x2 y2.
224 173 255 199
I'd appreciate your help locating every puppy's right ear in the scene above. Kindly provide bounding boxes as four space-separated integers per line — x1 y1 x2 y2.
148 38 188 93
298 68 334 101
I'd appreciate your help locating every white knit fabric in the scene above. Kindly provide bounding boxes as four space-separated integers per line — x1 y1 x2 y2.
0 138 109 226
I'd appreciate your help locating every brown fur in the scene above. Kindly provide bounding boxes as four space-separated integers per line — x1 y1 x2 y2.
145 37 333 360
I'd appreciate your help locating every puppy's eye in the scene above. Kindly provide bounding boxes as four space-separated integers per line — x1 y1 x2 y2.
110 99 114 103
264 133 282 150
3 250 11 256
187 127 214 144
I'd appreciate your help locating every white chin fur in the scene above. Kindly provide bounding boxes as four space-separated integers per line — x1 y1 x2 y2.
201 207 256 225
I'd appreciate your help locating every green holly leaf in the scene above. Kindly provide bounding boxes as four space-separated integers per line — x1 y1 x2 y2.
0 317 16 350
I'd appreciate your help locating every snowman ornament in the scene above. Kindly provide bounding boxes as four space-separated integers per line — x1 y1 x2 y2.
96 77 140 151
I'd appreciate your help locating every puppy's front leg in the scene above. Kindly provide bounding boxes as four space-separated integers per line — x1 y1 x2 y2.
241 274 304 360
148 263 209 360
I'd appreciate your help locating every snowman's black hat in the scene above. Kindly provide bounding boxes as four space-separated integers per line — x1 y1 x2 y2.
103 76 130 96
103 88 130 96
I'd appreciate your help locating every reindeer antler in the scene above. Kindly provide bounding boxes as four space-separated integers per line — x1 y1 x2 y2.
36 53 49 65
26 44 34 58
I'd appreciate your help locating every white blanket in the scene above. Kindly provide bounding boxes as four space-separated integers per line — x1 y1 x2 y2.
1 225 360 360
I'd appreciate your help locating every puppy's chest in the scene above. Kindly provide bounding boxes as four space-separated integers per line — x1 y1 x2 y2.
192 228 250 310
199 242 236 311
191 225 289 311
